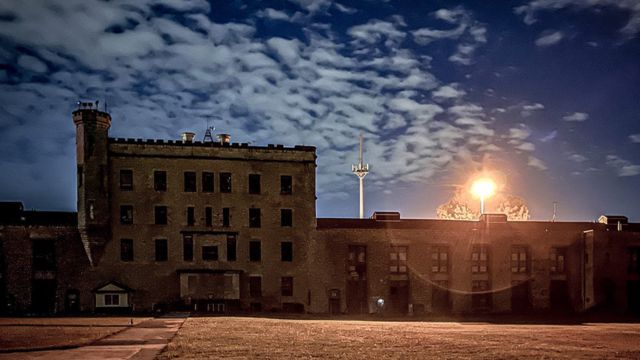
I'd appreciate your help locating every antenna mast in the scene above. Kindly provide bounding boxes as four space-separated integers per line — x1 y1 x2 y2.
351 134 370 219
203 118 215 143
552 201 558 222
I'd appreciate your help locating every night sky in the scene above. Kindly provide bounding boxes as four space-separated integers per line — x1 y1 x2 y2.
0 0 639 221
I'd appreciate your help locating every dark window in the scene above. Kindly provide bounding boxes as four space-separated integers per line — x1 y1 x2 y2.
32 240 56 271
281 175 292 194
249 241 261 262
187 207 195 226
227 235 237 261
281 276 293 296
202 172 214 192
155 206 168 225
249 174 261 194
120 205 133 225
281 209 292 227
550 247 566 274
120 169 133 190
432 246 448 273
222 207 230 227
120 239 133 261
511 246 529 273
205 207 212 227
389 246 407 273
202 246 218 261
472 245 489 273
249 208 261 228
155 239 168 262
281 242 293 262
220 172 232 193
249 276 262 298
77 165 83 187
183 235 193 262
184 172 196 192
630 248 640 274
154 171 167 191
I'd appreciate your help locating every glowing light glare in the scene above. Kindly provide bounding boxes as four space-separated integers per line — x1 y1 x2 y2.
471 178 496 199
471 178 496 214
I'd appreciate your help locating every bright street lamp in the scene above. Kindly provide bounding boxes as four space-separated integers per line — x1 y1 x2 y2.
471 178 496 214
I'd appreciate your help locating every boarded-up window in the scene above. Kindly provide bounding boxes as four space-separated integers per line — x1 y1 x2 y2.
550 247 566 273
389 246 407 273
281 276 293 296
120 169 133 190
511 246 529 273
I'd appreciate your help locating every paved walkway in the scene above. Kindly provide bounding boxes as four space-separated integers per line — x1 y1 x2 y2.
0 314 188 360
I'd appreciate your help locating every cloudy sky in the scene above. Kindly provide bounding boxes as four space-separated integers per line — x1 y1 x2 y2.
1 0 639 221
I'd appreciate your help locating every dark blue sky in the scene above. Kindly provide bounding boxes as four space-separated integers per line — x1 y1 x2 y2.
0 0 639 221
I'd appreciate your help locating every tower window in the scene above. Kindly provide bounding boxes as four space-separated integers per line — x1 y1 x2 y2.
249 174 261 194
154 171 167 191
222 207 230 227
227 235 237 261
183 235 193 262
120 239 133 261
281 209 292 227
249 208 261 228
281 242 293 262
281 175 292 194
155 206 168 225
120 170 133 191
184 172 196 192
202 246 218 261
202 172 214 192
220 173 232 193
120 205 133 225
249 241 261 262
155 239 168 262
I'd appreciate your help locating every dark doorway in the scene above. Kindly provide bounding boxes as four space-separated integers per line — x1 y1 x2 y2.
550 280 570 312
511 281 531 313
389 281 409 314
329 289 341 315
432 281 451 313
346 245 367 314
65 289 80 313
32 279 56 313
627 281 640 314
601 278 615 310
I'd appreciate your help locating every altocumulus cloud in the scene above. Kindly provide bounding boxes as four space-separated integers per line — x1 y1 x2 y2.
0 0 548 210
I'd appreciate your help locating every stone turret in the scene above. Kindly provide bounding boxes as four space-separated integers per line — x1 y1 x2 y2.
73 102 111 266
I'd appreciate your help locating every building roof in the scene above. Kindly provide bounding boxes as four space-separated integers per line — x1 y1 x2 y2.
108 137 316 152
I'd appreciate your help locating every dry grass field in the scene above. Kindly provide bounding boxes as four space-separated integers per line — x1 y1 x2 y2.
159 317 640 359
0 317 150 351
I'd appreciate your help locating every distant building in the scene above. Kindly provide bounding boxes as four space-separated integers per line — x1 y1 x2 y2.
0 104 639 315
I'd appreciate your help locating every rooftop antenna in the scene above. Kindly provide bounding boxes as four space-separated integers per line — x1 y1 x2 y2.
552 201 558 222
203 118 215 143
351 134 370 219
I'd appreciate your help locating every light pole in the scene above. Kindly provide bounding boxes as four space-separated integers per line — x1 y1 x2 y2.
471 178 496 214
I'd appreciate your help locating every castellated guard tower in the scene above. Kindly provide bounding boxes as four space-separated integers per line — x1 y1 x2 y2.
73 103 112 266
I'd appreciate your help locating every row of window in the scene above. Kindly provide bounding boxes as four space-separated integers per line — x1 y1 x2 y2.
247 276 294 297
120 206 293 228
120 237 293 263
382 245 566 275
120 170 293 195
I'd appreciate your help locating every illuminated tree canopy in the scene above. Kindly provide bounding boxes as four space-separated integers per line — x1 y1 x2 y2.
437 189 531 221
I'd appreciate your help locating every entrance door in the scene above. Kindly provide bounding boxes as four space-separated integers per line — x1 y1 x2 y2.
432 281 451 313
389 281 409 314
511 281 531 313
346 245 367 314
550 280 570 312
65 289 80 313
32 279 56 313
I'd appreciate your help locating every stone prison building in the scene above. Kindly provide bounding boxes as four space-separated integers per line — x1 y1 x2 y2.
1 103 640 316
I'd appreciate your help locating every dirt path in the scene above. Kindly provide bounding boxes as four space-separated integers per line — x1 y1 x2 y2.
0 314 187 360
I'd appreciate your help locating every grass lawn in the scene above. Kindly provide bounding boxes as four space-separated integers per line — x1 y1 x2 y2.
0 317 150 351
159 317 640 359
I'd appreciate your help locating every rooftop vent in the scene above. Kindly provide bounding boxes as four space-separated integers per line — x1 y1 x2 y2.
181 132 195 143
598 215 628 225
371 211 400 221
479 213 508 224
218 133 230 145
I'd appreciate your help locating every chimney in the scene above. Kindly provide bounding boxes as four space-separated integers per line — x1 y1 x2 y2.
217 133 230 144
181 132 195 143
